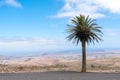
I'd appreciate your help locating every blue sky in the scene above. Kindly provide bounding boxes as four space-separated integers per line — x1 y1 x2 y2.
0 0 120 56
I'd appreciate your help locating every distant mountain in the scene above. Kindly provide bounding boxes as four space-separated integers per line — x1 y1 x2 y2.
0 55 11 60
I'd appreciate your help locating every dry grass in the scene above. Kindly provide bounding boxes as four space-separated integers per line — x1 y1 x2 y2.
0 57 120 73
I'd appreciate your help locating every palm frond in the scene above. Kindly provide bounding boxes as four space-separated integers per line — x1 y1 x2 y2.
66 14 103 45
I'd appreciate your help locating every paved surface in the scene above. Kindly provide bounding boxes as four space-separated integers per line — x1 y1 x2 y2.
0 71 120 80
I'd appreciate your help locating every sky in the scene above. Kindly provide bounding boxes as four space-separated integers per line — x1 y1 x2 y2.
0 0 120 56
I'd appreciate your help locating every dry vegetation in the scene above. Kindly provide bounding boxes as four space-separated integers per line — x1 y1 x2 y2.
0 57 120 73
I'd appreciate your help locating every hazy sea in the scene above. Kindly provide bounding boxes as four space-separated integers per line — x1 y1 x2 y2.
0 47 120 57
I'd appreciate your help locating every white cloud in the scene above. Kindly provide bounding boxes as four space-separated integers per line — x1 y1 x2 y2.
104 29 119 36
0 37 66 52
0 0 22 8
93 0 120 14
0 38 62 45
0 37 80 56
54 0 120 18
103 28 120 38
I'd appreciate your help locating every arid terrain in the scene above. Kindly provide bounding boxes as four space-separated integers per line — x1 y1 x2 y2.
0 50 120 73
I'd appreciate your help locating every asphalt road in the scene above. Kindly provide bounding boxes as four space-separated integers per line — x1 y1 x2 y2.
0 71 120 80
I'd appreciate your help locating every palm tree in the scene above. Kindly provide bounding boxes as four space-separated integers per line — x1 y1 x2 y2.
66 14 103 72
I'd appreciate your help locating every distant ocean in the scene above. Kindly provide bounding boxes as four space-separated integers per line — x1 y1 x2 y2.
53 48 120 54
1 47 120 57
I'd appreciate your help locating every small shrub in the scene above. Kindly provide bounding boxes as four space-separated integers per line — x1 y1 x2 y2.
91 64 95 68
19 66 23 70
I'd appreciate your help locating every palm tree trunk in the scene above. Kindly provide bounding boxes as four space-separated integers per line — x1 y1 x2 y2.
81 40 86 72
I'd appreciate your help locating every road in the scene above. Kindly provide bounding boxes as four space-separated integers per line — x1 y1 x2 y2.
0 71 120 80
